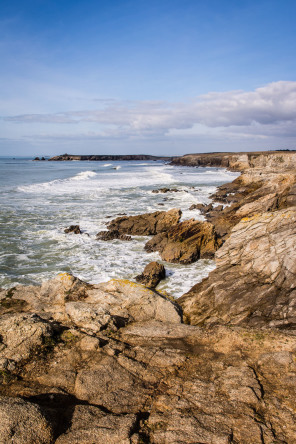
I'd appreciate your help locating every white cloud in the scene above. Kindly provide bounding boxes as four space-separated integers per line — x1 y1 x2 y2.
3 81 296 143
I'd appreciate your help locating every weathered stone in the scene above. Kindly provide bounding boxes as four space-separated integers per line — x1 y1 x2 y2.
145 219 221 263
135 261 166 288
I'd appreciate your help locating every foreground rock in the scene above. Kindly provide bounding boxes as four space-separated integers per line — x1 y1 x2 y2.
0 311 296 442
145 219 222 263
179 208 296 328
105 208 182 236
135 261 166 288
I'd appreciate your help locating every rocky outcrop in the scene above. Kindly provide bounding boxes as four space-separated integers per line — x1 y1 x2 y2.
105 208 182 236
49 154 171 161
179 208 296 328
145 219 222 263
64 225 81 234
135 261 166 288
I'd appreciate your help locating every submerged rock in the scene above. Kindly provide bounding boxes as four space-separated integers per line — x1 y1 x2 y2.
135 261 166 288
145 219 221 264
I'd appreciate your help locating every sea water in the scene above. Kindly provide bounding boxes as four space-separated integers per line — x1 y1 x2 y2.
0 158 239 297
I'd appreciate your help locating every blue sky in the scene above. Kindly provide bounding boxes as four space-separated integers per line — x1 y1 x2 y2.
1 0 296 156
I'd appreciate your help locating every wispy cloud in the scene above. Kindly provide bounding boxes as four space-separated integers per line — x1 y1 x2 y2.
3 81 296 142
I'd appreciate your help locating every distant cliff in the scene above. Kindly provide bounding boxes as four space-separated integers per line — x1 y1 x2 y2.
171 150 296 171
49 153 171 161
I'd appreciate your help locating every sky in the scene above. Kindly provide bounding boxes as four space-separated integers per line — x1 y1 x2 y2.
0 0 296 156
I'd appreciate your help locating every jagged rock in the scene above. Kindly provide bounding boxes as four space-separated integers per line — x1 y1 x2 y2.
135 261 166 288
106 208 182 236
179 208 296 328
145 219 221 264
0 396 54 443
96 230 131 241
64 225 81 234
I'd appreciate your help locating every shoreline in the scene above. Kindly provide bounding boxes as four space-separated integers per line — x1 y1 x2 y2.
0 150 296 442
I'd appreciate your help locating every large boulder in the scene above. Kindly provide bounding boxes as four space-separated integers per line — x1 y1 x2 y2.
6 274 182 333
135 261 166 288
105 208 182 236
179 208 296 328
145 219 221 264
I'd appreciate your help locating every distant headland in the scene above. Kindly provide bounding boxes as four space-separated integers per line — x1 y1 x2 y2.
47 153 171 161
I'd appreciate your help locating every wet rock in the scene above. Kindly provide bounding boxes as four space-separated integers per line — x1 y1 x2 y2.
179 208 296 328
64 225 81 234
96 230 131 241
152 188 182 193
106 208 182 236
0 396 54 443
135 261 166 288
145 219 221 264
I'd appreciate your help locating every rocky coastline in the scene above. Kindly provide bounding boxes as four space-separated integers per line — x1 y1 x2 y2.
1 150 296 443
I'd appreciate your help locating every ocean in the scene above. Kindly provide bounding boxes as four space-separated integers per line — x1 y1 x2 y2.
0 157 239 298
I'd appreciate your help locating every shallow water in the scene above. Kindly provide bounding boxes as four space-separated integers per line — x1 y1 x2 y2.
0 158 239 297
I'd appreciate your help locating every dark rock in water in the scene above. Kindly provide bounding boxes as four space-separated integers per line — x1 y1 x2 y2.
64 225 81 234
145 219 221 264
152 188 181 193
96 230 131 241
135 261 166 288
33 157 40 161
41 157 46 161
106 208 182 236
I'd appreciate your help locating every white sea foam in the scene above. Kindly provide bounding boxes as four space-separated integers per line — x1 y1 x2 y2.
1 160 240 296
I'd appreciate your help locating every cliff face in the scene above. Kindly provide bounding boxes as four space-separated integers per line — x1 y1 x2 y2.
171 150 296 171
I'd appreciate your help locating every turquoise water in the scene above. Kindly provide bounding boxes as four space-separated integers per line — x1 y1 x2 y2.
0 157 239 297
